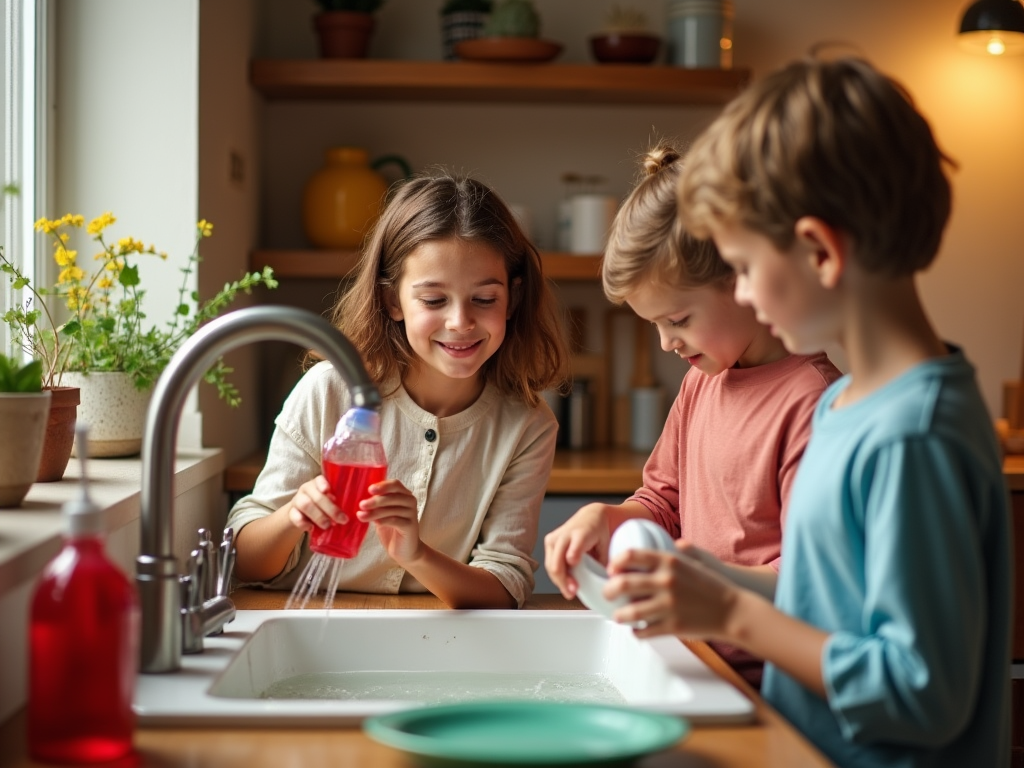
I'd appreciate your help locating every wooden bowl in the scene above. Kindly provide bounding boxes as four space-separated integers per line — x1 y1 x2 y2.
589 33 661 64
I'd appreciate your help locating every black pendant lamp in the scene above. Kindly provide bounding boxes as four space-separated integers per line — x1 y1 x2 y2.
958 0 1024 55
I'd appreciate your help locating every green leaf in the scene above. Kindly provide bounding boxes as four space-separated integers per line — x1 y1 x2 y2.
0 354 43 392
120 264 141 287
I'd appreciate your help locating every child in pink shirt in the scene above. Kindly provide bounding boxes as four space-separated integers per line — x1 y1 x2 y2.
544 144 840 687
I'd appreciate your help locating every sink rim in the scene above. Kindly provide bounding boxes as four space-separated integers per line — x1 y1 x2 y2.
133 609 755 727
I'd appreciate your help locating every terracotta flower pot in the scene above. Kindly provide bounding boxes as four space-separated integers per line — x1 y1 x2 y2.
0 391 51 506
36 385 80 483
314 11 375 59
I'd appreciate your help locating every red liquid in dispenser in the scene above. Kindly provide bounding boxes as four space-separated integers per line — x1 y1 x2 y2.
29 538 139 763
310 460 387 558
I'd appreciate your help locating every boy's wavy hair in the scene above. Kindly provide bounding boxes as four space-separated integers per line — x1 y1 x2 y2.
678 55 955 277
602 142 730 305
328 169 569 406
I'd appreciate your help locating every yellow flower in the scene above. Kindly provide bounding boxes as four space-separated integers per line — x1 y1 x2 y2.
86 211 116 236
65 286 89 311
105 259 123 272
33 217 58 234
197 220 213 237
58 266 85 285
53 247 77 267
58 232 70 244
97 276 113 289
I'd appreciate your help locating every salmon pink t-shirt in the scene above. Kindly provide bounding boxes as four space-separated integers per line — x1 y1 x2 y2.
628 352 841 687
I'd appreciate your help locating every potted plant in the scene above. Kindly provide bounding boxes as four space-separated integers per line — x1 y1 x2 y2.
312 0 385 59
0 353 50 506
440 0 492 60
1 213 277 459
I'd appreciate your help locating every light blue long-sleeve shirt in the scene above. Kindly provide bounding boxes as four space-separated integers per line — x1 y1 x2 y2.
763 349 1012 768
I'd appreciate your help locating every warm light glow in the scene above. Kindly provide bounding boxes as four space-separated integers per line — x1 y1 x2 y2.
959 28 1024 54
987 36 1007 53
720 38 733 50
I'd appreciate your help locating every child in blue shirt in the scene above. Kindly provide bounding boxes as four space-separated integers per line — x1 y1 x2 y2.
605 56 1013 767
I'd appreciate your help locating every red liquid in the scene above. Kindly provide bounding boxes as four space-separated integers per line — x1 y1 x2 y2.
311 460 387 558
29 538 139 763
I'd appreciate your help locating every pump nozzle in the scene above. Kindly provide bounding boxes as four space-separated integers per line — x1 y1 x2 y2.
64 423 103 536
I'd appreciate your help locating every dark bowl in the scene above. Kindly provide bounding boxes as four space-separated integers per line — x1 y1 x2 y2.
589 33 661 64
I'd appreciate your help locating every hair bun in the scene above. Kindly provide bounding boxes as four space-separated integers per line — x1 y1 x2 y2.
642 145 682 177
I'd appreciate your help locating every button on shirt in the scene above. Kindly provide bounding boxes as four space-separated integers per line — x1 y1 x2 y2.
226 363 558 606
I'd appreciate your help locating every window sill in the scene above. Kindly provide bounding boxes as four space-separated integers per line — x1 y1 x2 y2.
0 449 223 600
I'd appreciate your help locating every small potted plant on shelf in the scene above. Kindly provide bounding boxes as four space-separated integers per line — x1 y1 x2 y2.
1 213 277 460
457 0 561 62
0 353 50 507
440 0 492 60
312 0 385 59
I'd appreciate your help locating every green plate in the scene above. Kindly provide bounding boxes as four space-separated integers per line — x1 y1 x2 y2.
363 701 689 766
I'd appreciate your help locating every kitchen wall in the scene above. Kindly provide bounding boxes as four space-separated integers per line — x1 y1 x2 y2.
251 0 1024 424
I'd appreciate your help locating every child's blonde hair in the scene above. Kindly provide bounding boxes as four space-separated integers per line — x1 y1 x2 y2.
602 142 730 305
329 169 569 407
678 56 955 277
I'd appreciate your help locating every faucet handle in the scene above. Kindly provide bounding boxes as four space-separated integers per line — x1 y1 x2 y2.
217 527 237 598
197 528 218 602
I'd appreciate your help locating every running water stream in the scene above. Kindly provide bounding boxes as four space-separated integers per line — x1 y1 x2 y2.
285 552 345 611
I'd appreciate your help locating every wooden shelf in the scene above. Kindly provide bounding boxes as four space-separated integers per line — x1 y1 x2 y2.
250 59 751 105
225 447 646 497
251 249 602 281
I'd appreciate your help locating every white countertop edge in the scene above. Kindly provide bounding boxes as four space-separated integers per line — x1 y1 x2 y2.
0 449 223 597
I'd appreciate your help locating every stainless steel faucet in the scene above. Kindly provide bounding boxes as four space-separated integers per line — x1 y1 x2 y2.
137 306 381 673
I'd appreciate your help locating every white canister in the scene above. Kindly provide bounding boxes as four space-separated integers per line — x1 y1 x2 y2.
509 203 533 243
630 386 665 453
668 0 734 69
569 194 617 255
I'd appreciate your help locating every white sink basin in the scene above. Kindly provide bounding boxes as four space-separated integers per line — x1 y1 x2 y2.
133 610 754 727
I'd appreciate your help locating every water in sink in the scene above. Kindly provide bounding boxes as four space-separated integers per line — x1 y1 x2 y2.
261 670 626 705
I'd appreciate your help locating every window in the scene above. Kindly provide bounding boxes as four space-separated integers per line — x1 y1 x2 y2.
1 0 50 355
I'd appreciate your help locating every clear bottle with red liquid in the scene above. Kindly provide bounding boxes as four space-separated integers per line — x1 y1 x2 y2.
310 407 387 559
28 425 140 763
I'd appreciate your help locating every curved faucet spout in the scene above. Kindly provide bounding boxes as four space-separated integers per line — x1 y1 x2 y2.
137 306 380 673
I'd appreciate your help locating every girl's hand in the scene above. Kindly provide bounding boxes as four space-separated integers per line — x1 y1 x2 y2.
358 478 423 565
604 548 739 641
287 475 345 532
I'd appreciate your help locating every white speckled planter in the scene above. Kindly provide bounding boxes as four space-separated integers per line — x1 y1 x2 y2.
63 372 153 458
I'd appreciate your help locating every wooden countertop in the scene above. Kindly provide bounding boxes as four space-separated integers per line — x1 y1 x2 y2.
1005 454 1024 492
226 449 1024 497
226 448 649 496
0 589 834 768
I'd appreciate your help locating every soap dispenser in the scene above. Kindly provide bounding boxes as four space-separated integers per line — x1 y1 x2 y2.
28 423 139 763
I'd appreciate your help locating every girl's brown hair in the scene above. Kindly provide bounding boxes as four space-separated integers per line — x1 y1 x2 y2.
328 170 568 407
602 142 730 305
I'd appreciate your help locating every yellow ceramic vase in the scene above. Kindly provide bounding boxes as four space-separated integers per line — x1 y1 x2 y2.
302 147 410 249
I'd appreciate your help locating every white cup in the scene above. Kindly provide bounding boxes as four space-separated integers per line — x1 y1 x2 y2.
569 194 617 255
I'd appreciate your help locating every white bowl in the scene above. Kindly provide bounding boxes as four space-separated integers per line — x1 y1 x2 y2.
608 519 678 562
570 553 630 621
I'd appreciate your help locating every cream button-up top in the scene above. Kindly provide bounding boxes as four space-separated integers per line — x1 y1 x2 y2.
227 362 557 606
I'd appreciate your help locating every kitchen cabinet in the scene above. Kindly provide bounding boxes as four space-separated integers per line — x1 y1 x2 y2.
1005 455 1024 768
